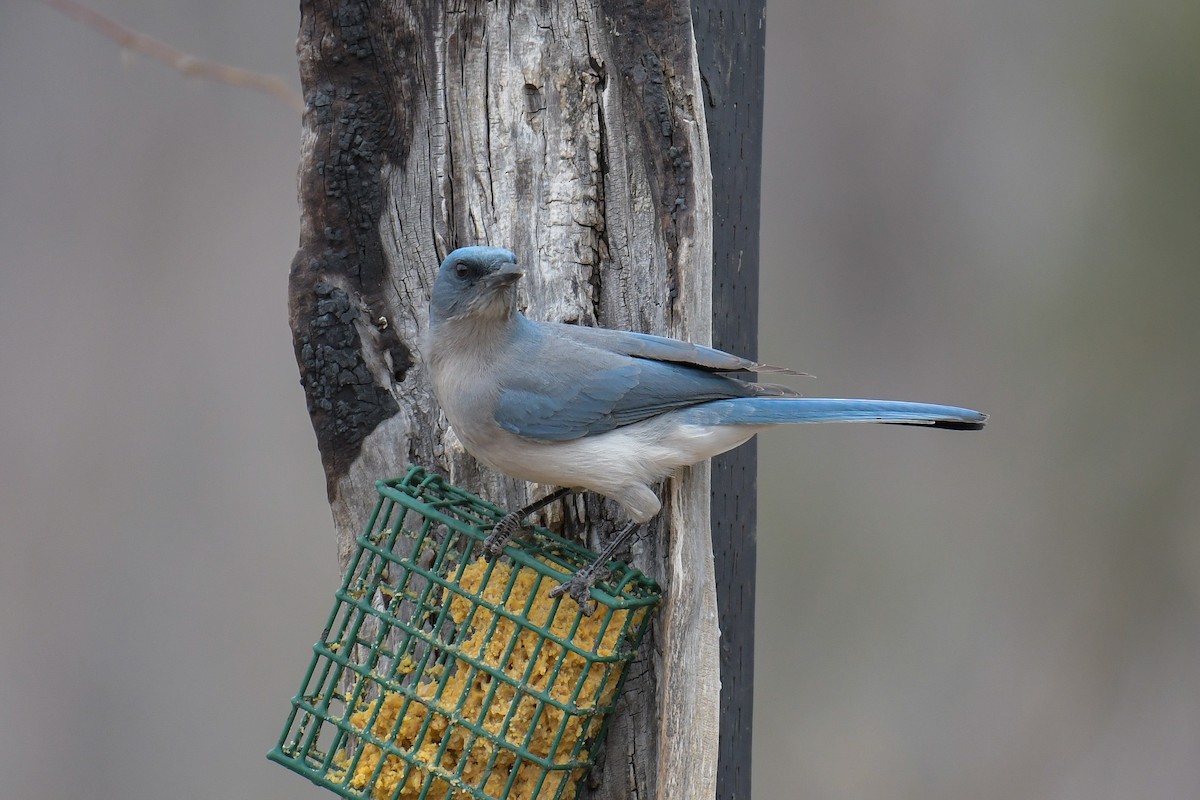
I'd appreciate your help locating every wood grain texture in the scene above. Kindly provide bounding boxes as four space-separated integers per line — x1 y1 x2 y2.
289 1 728 798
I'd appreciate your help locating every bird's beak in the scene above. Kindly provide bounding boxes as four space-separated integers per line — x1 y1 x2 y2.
487 262 523 287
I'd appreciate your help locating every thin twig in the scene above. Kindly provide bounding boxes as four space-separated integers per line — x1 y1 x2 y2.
44 0 304 114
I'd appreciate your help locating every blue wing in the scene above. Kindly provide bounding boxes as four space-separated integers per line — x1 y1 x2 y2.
493 319 786 441
495 357 759 441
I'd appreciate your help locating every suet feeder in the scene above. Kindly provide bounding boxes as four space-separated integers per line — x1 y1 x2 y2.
270 466 661 800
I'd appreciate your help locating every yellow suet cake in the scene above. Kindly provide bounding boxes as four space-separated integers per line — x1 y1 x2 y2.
332 558 642 800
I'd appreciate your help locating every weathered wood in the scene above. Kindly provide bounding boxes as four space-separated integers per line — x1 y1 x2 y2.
290 2 732 798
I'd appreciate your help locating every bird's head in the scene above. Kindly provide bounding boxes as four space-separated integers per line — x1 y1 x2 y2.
430 246 523 325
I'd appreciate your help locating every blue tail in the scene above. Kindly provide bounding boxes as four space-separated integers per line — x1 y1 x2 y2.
675 397 987 430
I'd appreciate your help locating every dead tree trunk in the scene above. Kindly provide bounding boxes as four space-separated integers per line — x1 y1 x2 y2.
289 2 762 797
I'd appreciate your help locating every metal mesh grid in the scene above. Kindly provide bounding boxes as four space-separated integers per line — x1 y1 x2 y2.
270 466 660 800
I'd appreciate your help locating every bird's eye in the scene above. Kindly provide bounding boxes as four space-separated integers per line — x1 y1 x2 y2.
454 264 470 279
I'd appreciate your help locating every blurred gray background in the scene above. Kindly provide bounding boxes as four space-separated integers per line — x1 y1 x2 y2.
2 1 1198 798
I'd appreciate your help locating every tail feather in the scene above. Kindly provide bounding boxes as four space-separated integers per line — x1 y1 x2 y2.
675 397 988 430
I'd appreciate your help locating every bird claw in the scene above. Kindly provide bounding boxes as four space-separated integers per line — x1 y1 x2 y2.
549 579 596 615
483 513 524 560
549 564 610 616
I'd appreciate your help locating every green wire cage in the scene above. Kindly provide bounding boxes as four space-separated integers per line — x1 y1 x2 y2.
269 466 661 800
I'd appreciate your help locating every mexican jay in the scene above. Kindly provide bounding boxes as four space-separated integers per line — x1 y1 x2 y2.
427 246 986 608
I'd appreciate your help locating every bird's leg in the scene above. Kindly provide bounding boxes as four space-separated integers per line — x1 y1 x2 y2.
549 520 642 615
483 486 573 559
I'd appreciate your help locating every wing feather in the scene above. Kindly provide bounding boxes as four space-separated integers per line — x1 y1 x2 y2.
545 323 802 375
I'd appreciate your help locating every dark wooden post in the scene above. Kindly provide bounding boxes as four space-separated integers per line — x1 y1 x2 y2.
693 4 765 797
289 1 761 797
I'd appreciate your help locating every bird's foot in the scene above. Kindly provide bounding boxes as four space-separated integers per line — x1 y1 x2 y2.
483 512 525 560
549 563 610 616
483 488 573 561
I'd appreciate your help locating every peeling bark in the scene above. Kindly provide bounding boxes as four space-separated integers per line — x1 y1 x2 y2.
289 2 747 797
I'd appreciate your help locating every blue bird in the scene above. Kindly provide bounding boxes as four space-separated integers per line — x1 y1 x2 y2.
427 246 986 610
